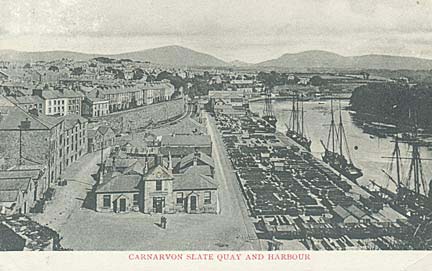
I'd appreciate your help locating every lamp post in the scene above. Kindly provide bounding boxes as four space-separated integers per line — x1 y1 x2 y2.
18 118 31 165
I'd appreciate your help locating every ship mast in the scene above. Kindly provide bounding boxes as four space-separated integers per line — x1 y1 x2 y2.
291 94 296 131
296 94 300 134
338 101 343 157
394 135 402 189
263 87 274 118
327 98 337 153
301 96 304 136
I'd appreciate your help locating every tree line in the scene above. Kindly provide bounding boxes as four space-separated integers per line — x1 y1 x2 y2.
350 83 432 128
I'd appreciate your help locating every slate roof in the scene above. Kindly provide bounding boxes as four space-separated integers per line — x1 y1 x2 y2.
0 170 41 180
178 151 215 170
63 114 88 130
179 165 212 176
161 135 211 147
0 178 31 192
0 106 49 130
40 89 83 99
95 174 141 193
123 160 146 175
10 95 44 104
173 171 217 191
0 190 19 202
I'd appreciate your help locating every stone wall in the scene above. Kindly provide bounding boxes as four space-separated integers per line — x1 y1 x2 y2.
96 98 186 133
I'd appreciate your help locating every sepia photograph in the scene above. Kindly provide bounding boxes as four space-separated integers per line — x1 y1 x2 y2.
1 0 432 270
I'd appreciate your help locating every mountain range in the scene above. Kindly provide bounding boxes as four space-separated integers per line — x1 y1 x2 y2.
1 46 432 70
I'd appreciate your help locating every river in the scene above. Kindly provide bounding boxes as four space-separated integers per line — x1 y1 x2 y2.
250 100 432 194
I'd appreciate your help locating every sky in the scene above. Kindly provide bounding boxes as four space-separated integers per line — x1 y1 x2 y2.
1 0 432 63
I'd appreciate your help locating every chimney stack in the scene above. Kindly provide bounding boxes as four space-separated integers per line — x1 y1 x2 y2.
168 151 173 172
193 150 199 166
143 160 149 174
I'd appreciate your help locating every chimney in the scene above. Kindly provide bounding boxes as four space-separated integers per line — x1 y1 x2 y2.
155 153 163 166
112 156 116 172
168 151 173 171
193 150 199 166
143 160 148 174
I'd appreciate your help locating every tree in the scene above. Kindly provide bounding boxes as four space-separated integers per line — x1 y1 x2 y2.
309 75 327 86
48 65 59 72
146 74 156 82
132 68 145 80
71 67 84 76
114 70 125 80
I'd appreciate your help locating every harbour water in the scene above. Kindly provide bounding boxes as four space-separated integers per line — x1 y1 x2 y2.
250 100 432 194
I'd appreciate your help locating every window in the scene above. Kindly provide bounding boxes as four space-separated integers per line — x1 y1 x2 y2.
176 192 183 205
103 195 111 208
48 108 51 113
204 191 211 204
156 180 162 191
133 194 139 206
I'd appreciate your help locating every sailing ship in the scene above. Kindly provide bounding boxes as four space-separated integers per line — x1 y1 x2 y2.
285 93 312 151
377 118 432 219
321 99 363 181
262 87 277 130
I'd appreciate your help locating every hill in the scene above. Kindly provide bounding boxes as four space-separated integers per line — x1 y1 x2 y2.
256 50 432 70
111 45 228 67
0 50 95 62
0 46 228 67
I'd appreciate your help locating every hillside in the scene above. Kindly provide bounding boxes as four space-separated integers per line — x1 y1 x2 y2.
111 45 228 67
0 50 95 62
0 46 228 67
257 50 432 70
2 47 432 70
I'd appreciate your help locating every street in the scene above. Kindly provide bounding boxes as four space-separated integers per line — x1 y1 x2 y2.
32 148 111 231
29 115 261 251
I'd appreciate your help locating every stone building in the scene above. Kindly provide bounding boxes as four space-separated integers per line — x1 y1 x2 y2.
82 96 110 117
63 114 88 167
0 102 65 185
94 154 218 214
87 126 116 153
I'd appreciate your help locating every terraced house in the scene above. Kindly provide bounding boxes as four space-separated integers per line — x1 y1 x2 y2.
88 81 175 113
63 114 88 167
33 87 84 116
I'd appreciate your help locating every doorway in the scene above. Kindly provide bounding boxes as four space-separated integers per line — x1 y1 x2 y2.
153 197 165 213
190 196 197 212
119 198 126 212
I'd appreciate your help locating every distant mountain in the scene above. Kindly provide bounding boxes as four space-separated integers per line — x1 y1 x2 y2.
0 46 228 67
111 45 228 67
2 47 432 70
0 50 95 62
229 60 252 67
256 50 432 70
